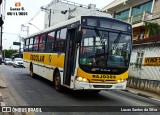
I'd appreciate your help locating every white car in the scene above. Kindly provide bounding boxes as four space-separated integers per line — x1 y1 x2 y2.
13 58 24 68
4 58 13 65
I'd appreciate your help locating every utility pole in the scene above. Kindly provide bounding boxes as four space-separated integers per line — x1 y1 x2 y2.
0 0 4 65
3 49 5 59
41 7 52 27
49 9 51 27
19 36 21 58
20 24 29 57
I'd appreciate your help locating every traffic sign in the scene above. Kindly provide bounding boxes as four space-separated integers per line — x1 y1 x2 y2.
13 42 21 45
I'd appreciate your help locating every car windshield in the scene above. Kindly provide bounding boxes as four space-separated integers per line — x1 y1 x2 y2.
79 28 131 69
15 58 23 61
6 58 12 61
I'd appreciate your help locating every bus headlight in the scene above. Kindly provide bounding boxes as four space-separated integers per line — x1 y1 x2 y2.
117 79 125 83
76 77 89 83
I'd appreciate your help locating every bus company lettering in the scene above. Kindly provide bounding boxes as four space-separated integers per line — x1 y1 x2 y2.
30 54 45 62
92 75 116 79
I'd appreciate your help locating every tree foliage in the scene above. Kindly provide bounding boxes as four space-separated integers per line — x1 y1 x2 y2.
2 49 17 58
145 22 160 36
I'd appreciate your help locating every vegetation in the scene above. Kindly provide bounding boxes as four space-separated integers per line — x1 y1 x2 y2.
130 62 143 69
2 49 17 59
145 22 160 36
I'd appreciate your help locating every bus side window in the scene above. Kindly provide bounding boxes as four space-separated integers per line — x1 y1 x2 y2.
33 36 39 52
28 37 34 52
39 34 46 52
55 28 67 52
46 31 55 52
24 39 29 51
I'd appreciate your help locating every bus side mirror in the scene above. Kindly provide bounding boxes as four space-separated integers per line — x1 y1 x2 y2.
76 31 82 43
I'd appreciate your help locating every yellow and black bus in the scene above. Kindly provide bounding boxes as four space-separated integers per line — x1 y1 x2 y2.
23 16 132 92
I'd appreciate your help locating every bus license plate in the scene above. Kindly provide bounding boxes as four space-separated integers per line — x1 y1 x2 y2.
115 85 123 89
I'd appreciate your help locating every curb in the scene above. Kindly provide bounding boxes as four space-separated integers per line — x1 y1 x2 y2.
122 89 160 102
0 79 7 88
0 74 7 88
0 92 6 106
123 89 151 98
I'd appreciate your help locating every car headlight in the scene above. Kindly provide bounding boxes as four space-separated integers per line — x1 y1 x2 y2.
117 79 125 83
76 77 89 83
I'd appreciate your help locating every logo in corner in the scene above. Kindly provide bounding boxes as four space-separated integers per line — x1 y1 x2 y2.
7 2 28 16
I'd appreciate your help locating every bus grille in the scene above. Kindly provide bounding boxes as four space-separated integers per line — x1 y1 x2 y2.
91 79 116 84
93 85 112 88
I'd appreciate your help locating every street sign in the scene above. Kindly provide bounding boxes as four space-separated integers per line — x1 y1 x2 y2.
13 42 21 45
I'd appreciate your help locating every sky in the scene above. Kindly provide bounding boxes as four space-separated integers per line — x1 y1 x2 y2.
2 0 114 50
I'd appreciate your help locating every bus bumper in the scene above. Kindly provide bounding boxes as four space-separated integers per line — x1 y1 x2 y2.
74 81 127 90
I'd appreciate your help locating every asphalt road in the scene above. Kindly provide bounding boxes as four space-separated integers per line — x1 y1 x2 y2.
0 64 160 115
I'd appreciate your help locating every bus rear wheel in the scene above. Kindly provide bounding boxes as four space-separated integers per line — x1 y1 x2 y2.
54 72 63 92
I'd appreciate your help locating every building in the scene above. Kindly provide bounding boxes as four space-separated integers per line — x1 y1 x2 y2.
103 0 160 40
43 0 111 28
103 0 160 95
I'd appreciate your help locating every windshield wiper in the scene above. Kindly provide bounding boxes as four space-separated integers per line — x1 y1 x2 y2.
105 31 122 56
94 28 102 42
112 31 122 50
93 28 107 58
94 27 107 45
92 28 122 59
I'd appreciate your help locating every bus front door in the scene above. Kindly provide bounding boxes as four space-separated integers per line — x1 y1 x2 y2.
63 28 76 86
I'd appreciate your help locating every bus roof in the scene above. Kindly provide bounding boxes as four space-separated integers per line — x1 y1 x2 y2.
25 15 131 39
26 16 81 39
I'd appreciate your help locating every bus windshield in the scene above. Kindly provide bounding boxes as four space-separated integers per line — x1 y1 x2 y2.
79 28 132 69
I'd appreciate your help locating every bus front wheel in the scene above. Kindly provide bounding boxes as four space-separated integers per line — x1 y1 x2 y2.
54 72 63 92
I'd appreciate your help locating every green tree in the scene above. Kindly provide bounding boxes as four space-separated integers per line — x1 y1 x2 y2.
2 49 17 58
145 22 160 36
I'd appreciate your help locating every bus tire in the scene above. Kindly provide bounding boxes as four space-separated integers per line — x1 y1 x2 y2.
54 72 63 92
30 64 35 78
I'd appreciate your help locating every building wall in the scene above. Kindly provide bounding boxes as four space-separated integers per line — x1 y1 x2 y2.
152 0 160 15
129 44 160 80
128 44 160 95
148 0 160 25
44 1 111 28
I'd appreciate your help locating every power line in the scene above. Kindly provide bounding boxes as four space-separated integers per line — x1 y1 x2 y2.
2 32 19 36
9 9 42 49
24 9 42 25
9 31 22 49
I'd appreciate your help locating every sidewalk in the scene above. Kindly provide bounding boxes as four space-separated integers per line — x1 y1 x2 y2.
0 74 7 106
0 75 7 88
125 87 160 101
